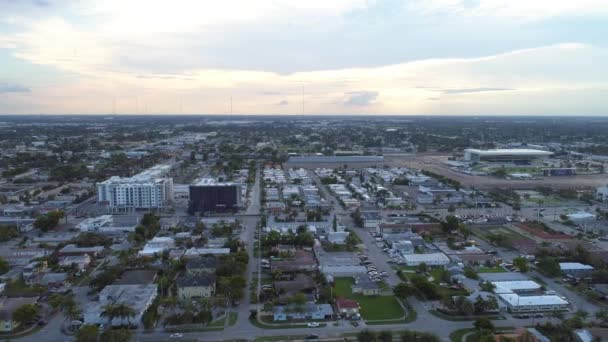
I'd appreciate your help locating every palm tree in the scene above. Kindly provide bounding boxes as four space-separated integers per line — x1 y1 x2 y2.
595 309 608 324
114 303 136 327
576 309 589 321
101 303 117 328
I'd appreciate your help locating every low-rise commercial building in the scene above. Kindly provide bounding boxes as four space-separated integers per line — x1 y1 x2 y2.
497 293 569 312
83 284 158 326
560 262 594 278
402 253 450 267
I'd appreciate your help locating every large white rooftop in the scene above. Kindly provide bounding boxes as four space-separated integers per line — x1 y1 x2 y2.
465 148 553 156
498 293 569 307
492 280 542 293
559 262 594 270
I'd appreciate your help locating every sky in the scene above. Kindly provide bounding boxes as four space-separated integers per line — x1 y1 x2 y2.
0 0 607 115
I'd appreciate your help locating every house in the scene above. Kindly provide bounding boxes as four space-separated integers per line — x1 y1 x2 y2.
273 245 296 255
40 273 68 289
58 244 104 257
393 240 414 255
139 237 175 256
328 231 349 245
184 248 230 258
274 274 316 302
59 255 91 271
0 297 38 332
185 256 218 274
176 273 216 299
362 211 382 230
335 297 360 318
271 250 317 273
272 303 334 321
266 202 286 213
559 262 594 278
352 276 381 296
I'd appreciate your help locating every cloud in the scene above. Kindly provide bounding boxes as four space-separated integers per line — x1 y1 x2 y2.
344 91 378 106
0 83 30 94
442 87 513 94
275 100 289 106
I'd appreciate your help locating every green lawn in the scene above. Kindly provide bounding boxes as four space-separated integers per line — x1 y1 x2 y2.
333 277 404 320
208 316 226 327
228 312 238 326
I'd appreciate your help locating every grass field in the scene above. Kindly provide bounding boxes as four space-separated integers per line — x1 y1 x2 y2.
333 277 404 320
472 225 534 245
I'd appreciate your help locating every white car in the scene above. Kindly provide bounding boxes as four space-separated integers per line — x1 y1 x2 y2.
170 333 184 338
307 322 320 328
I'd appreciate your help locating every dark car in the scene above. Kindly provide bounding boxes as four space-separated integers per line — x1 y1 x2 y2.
306 334 319 339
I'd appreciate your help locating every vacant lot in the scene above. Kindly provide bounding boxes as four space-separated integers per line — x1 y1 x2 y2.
388 155 607 190
334 277 404 320
471 225 536 245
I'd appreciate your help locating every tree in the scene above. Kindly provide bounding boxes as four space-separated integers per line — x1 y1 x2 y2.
75 324 99 342
394 282 414 298
13 303 39 326
379 331 393 342
441 216 461 233
100 303 117 328
474 317 494 332
417 262 428 274
113 303 136 326
0 256 9 275
464 267 479 280
33 210 64 232
537 257 561 277
595 309 608 324
513 257 529 273
100 329 132 342
357 329 376 342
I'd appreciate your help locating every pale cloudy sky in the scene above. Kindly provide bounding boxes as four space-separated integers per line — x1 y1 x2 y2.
0 0 607 115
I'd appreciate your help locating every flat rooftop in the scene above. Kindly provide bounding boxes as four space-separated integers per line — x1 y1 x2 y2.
465 148 553 156
193 178 239 186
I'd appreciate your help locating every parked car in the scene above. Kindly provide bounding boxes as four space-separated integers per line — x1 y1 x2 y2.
307 322 320 328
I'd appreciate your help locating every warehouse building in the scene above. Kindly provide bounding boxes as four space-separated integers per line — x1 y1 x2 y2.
464 149 553 165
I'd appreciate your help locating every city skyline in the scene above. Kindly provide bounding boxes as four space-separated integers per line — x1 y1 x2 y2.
1 0 607 115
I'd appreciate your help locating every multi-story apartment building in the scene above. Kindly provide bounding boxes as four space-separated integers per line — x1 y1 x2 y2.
97 164 174 212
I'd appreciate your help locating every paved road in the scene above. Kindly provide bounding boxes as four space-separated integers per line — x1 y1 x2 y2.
232 166 262 330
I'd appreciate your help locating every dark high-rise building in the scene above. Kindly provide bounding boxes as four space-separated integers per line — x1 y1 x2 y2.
188 179 242 214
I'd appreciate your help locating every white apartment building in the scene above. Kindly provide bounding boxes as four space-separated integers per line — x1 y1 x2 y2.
97 164 174 212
